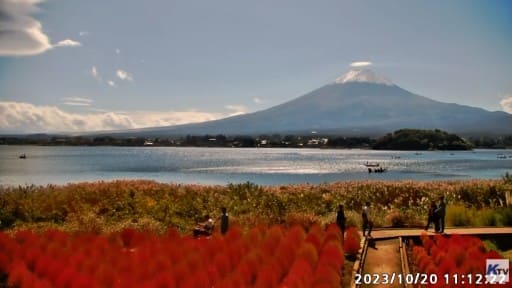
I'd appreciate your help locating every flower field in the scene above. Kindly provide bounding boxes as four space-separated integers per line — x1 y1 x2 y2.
0 224 347 288
411 233 510 287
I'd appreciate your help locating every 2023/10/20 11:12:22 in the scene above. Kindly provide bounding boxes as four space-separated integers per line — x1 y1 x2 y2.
354 273 507 285
444 273 507 285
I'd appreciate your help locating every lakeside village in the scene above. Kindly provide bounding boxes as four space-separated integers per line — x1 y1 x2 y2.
2 129 512 150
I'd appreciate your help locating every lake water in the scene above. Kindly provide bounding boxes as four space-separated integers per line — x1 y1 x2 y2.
1 146 511 186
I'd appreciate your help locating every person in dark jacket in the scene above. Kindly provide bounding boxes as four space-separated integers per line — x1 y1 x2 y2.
435 196 446 233
424 201 438 231
220 207 229 235
336 204 346 236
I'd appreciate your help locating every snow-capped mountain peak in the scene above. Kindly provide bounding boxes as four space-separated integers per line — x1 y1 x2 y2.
335 68 393 86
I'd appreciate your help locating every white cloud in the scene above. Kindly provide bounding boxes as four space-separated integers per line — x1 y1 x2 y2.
90 66 106 84
54 39 81 47
0 0 51 56
350 61 372 67
253 97 263 104
0 101 134 132
0 0 80 56
500 95 512 114
0 101 228 133
90 66 99 80
60 97 93 106
116 69 133 81
225 105 248 116
115 48 120 54
107 80 116 87
79 31 89 37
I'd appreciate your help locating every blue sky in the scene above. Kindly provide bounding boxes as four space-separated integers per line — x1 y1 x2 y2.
0 0 511 133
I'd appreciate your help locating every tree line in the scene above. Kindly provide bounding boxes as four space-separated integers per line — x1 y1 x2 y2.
1 129 511 150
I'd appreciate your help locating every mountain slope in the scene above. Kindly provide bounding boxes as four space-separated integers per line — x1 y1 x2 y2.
112 69 512 137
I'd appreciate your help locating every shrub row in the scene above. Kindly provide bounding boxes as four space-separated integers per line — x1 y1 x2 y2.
0 224 347 288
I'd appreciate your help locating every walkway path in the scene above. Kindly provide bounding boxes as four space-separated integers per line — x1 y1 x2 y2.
361 238 402 288
369 227 512 239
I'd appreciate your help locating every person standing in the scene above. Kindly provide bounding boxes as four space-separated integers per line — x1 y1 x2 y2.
424 201 438 231
336 204 346 236
220 207 229 235
362 202 372 237
435 196 446 233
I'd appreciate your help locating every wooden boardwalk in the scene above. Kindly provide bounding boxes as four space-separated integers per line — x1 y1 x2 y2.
369 227 512 239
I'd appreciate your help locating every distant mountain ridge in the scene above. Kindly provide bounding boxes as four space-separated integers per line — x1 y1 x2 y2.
108 69 512 137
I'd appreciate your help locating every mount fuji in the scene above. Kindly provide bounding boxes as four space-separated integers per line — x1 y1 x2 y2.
117 68 512 137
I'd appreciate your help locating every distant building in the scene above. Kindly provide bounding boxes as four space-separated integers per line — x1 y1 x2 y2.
307 138 328 146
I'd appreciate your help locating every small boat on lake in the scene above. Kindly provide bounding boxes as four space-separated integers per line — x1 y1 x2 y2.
19 154 26 159
363 161 380 167
368 167 387 173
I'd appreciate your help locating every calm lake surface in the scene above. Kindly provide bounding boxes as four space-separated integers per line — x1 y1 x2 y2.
1 146 511 186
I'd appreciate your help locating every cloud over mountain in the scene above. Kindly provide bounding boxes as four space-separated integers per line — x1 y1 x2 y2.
335 68 393 86
350 61 372 67
501 95 512 113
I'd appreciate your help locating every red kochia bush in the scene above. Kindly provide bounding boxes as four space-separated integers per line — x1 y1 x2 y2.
297 242 319 269
343 227 361 256
413 234 507 279
320 243 344 270
305 232 322 253
281 258 313 287
312 264 341 287
344 227 361 242
0 225 347 288
213 253 231 277
120 228 138 248
254 262 281 288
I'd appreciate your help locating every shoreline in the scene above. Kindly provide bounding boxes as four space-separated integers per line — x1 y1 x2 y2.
0 177 506 189
5 143 512 150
